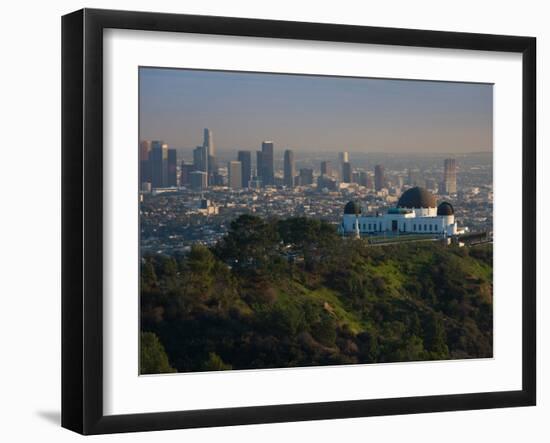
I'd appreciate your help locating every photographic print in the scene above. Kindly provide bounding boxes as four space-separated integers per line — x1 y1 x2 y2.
138 67 493 375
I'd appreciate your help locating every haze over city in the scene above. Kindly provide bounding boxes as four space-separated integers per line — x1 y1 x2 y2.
139 67 493 154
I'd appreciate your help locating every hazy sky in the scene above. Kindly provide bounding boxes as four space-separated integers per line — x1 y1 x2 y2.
139 67 493 154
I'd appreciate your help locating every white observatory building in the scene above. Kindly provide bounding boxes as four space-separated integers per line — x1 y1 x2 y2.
340 187 462 238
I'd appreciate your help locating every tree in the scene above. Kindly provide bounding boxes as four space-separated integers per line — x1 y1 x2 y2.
277 217 339 270
203 352 232 371
140 258 158 294
215 215 279 272
140 332 176 374
425 314 449 359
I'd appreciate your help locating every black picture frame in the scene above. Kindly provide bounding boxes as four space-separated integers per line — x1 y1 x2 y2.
62 8 536 435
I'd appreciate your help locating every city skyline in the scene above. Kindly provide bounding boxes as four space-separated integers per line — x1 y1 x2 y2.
140 126 472 198
139 67 493 154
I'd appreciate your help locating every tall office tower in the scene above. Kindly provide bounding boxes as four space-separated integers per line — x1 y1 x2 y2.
139 141 152 185
261 141 274 185
338 151 349 164
366 174 374 190
193 146 202 170
359 171 369 187
193 145 208 173
139 140 151 162
299 168 314 186
342 161 352 183
256 151 263 179
150 141 168 188
167 149 178 187
321 160 332 177
338 151 349 179
374 164 385 191
207 154 218 185
227 160 242 190
237 150 252 188
203 128 215 156
442 158 457 194
180 161 194 186
201 128 217 184
283 149 295 187
189 171 208 191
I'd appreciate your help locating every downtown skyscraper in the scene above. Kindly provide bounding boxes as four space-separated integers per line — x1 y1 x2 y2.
441 158 457 194
203 128 218 185
139 140 152 186
375 164 385 191
259 141 274 186
180 161 194 186
150 141 168 188
227 160 242 190
338 151 349 180
298 168 314 186
167 148 178 187
283 149 295 187
203 128 215 156
321 160 332 177
342 162 352 183
193 145 209 174
237 150 252 188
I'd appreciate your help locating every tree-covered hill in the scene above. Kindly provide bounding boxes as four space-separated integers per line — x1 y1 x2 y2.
140 215 493 374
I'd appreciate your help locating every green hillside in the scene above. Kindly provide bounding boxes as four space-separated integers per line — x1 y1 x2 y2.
140 215 493 374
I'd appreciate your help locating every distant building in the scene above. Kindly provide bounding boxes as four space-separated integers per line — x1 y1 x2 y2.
256 150 263 179
339 152 349 179
150 141 168 188
212 173 224 187
237 150 252 188
375 164 385 191
201 128 217 184
139 140 151 162
359 171 369 187
317 174 337 191
167 149 177 187
261 141 275 185
193 145 208 173
151 187 178 196
141 182 151 193
190 171 208 191
441 158 457 194
207 154 218 185
180 161 194 186
321 160 332 177
203 128 215 156
198 198 219 215
342 161 352 183
139 140 152 185
298 168 314 186
227 160 242 190
284 149 295 187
